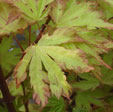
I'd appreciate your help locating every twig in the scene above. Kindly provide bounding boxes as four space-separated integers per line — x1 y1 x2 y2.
22 83 29 112
0 66 16 112
28 26 31 46
108 17 113 21
13 35 24 52
35 16 51 44
5 68 14 80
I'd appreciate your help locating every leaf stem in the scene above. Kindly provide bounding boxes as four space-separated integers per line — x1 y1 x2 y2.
0 66 16 112
22 83 29 112
28 26 31 46
35 16 51 44
13 35 24 52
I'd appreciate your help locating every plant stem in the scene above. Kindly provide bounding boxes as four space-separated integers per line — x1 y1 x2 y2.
22 83 29 112
35 16 51 44
13 35 24 52
28 26 31 46
0 66 16 112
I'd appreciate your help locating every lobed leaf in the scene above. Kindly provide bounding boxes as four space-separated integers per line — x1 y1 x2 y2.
11 0 53 23
51 0 113 29
72 73 99 90
14 46 35 87
0 2 27 35
29 47 50 106
76 91 103 110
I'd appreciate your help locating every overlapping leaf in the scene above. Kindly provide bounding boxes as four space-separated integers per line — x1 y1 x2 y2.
42 96 65 112
8 0 53 23
51 0 113 29
29 47 50 106
72 73 99 90
14 46 35 87
0 2 27 35
76 30 113 66
11 0 113 108
14 28 93 106
75 91 103 110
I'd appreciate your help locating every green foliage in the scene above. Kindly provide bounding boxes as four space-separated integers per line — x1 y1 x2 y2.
0 37 20 74
75 91 103 110
0 2 26 35
51 0 113 29
0 0 113 112
42 96 65 112
11 0 53 22
72 73 99 90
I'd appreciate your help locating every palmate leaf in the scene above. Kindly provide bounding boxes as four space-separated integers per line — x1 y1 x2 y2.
51 0 113 29
14 46 35 87
9 0 53 23
75 91 103 111
72 73 99 90
62 29 113 70
36 46 71 98
14 28 93 106
0 37 19 75
43 96 65 112
29 47 50 106
0 2 27 35
74 87 111 112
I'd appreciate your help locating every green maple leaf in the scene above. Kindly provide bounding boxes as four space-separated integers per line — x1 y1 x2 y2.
11 0 53 23
72 73 99 90
0 2 27 35
62 29 113 71
0 37 20 75
14 28 92 106
43 96 65 112
51 0 113 29
14 46 34 87
75 91 103 111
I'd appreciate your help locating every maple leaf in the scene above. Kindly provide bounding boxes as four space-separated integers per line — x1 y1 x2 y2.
51 0 113 29
43 96 65 112
14 46 35 87
62 29 113 70
14 28 93 106
0 2 27 35
9 0 54 23
0 37 20 75
75 91 103 110
30 47 50 106
72 73 99 90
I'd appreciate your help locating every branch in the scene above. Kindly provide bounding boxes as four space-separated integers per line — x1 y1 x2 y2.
108 16 113 21
35 16 51 44
13 35 24 52
0 66 16 112
28 26 31 46
5 68 14 80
